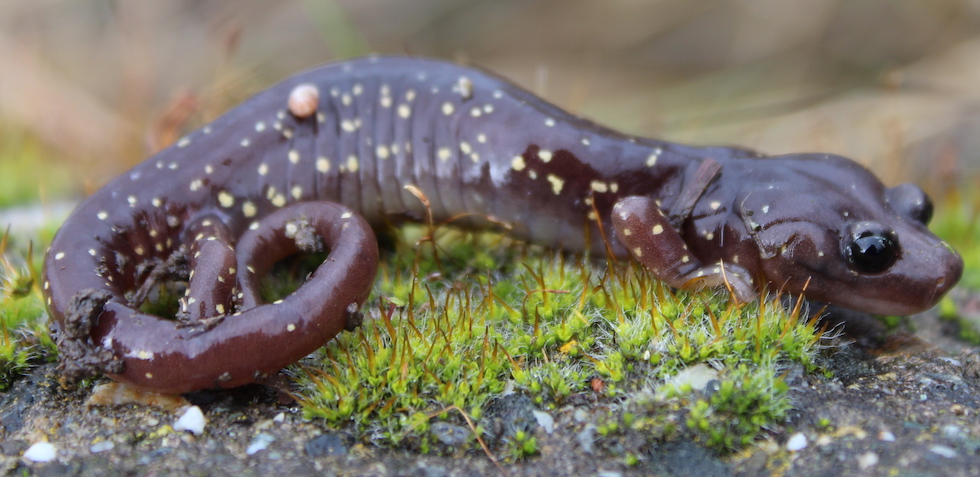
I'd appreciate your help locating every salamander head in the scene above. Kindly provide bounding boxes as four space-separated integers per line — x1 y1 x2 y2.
736 153 962 315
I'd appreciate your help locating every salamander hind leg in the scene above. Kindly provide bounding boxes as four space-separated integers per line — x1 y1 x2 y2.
611 196 756 303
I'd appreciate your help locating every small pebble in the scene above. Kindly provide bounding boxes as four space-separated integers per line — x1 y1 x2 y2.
878 431 896 442
929 445 957 459
273 412 286 423
577 425 596 454
23 441 56 462
786 432 808 451
431 422 470 446
857 451 879 470
305 433 349 457
90 441 115 453
247 433 276 455
597 472 623 477
173 405 206 436
532 410 555 434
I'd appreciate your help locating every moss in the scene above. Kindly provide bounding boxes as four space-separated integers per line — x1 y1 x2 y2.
293 225 823 456
0 232 54 390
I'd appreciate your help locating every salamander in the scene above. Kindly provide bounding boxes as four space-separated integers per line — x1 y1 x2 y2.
42 56 963 394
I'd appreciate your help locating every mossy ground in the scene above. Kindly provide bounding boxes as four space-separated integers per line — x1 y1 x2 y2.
0 216 826 462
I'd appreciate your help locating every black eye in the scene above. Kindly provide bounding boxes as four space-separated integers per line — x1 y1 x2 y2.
845 230 899 273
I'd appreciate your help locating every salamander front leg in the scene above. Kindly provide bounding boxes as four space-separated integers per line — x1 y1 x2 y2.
611 196 756 303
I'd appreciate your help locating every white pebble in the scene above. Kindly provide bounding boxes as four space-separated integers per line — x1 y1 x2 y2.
247 433 276 455
786 432 808 451
90 441 115 453
174 405 207 436
273 412 286 423
23 441 56 462
857 451 879 470
533 410 555 434
930 445 957 458
878 430 896 442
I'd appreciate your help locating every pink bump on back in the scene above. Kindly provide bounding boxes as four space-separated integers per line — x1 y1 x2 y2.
288 83 320 118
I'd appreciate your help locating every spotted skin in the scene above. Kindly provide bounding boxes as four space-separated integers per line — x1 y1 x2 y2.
43 56 962 394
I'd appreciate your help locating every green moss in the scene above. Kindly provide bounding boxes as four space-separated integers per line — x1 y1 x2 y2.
293 225 822 456
0 233 54 390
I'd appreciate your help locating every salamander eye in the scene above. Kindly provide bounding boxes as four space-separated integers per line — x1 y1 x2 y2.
843 223 900 273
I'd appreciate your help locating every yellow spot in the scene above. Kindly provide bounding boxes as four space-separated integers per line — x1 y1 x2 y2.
342 94 352 106
582 138 591 146
177 137 190 148
477 134 487 143
405 89 416 101
316 157 330 173
216 304 225 314
127 195 137 206
346 155 359 172
511 155 526 171
590 181 608 193
381 96 392 108
538 150 553 162
653 225 664 235
240 138 251 147
189 179 203 191
287 324 296 332
289 150 300 163
681 255 690 263
97 211 108 220
137 350 153 360
376 145 390 159
271 194 286 207
152 198 162 207
341 212 353 219
646 151 660 167
633 247 643 257
145 373 153 379
134 246 144 256
610 182 619 193
460 141 472 154
398 104 411 118
545 118 556 127
258 163 269 176
54 252 65 260
710 201 721 210
255 121 266 132
353 83 363 96
470 107 482 117
547 174 565 195
438 148 452 162
528 170 538 180
291 185 303 200
588 211 598 221
623 228 632 236
341 120 357 132
218 191 235 208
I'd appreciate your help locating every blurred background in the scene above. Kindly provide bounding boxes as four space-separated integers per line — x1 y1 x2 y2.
3 0 980 208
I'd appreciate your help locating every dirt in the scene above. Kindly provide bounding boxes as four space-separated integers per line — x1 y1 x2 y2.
2 307 979 477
